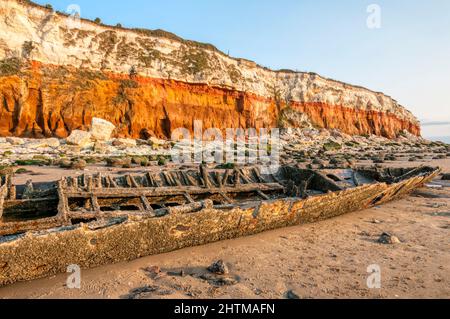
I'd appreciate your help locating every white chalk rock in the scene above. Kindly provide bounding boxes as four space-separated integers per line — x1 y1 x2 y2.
6 137 25 145
112 138 137 147
90 118 116 141
66 130 92 147
26 138 61 149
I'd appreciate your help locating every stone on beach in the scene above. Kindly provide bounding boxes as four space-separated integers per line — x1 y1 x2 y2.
207 260 229 275
25 138 60 149
112 138 137 147
66 130 92 147
6 137 25 145
90 118 116 141
378 232 401 244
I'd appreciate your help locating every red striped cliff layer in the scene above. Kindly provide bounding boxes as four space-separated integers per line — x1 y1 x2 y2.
0 62 420 139
0 0 420 139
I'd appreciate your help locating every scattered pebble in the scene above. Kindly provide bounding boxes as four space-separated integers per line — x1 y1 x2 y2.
207 260 229 275
378 232 401 244
286 289 301 299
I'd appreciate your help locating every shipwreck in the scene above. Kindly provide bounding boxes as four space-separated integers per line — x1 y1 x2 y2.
0 165 440 286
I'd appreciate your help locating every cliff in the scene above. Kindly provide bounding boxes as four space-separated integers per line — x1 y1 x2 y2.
0 0 420 139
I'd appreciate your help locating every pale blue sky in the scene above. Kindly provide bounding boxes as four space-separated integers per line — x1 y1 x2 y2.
34 0 450 138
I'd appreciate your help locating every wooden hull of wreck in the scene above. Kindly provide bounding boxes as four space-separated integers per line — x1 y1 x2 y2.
0 171 438 286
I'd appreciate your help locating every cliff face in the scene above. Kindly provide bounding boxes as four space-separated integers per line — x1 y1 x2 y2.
0 0 420 139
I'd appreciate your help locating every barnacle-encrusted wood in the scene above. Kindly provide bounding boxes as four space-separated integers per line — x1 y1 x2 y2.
0 165 440 286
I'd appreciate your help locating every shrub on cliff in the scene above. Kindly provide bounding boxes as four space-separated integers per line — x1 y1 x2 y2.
180 48 210 75
0 58 22 76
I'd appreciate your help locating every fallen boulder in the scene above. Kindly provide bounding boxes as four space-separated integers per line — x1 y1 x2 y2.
90 118 115 141
66 130 92 147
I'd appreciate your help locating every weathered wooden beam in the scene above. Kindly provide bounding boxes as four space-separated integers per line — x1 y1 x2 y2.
0 184 6 219
172 172 183 186
68 211 150 220
233 168 241 186
156 199 214 216
64 183 285 199
200 165 211 188
152 174 162 187
162 172 174 186
57 179 70 224
184 172 198 187
212 172 221 188
140 195 154 213
124 175 132 188
93 174 102 189
72 176 79 190
393 166 427 184
219 192 234 204
86 176 93 191
221 169 231 187
108 176 118 188
184 193 195 203
91 195 101 212
0 216 64 237
4 175 15 201
239 169 253 184
252 167 264 183
128 175 140 188
352 171 360 187
256 190 270 200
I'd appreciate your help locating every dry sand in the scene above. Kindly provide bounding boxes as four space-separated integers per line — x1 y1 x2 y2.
0 159 449 299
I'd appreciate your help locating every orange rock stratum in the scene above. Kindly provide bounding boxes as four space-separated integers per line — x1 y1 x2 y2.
0 0 420 139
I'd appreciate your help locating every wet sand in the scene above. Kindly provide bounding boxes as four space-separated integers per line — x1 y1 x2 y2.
0 159 449 299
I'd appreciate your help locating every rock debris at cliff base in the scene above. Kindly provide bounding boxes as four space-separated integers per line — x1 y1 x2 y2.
0 126 448 172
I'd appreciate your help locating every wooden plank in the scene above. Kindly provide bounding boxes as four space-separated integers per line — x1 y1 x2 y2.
162 172 173 186
200 165 211 188
221 169 231 187
256 190 270 200
219 192 234 204
233 168 241 186
239 168 253 184
128 175 140 188
108 176 118 188
184 193 195 203
171 172 183 186
140 195 154 213
72 176 79 190
64 183 285 199
91 195 101 212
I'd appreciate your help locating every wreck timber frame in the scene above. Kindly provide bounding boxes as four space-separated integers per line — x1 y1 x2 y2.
0 165 441 286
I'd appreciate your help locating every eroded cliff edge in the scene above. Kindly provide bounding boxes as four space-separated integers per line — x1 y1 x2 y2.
0 0 420 139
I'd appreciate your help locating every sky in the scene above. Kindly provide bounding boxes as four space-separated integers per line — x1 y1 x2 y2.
34 0 450 139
